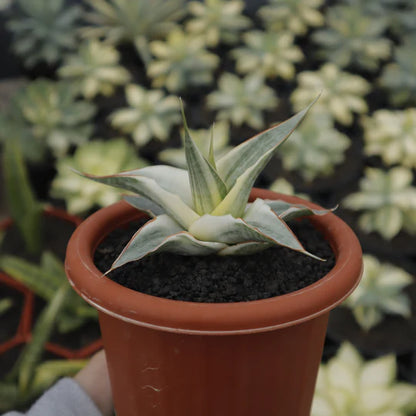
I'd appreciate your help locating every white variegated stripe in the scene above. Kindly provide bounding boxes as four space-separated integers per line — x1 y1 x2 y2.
121 165 193 206
216 99 317 188
123 195 165 217
108 215 227 272
183 112 227 215
79 171 199 229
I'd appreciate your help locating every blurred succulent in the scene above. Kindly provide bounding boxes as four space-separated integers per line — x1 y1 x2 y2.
79 100 331 271
0 251 98 333
231 30 303 80
109 85 181 146
15 79 96 158
147 29 219 93
58 40 130 100
81 0 186 64
342 255 413 331
186 0 251 47
278 113 350 181
0 298 13 315
257 0 324 36
291 63 370 126
0 284 86 412
361 109 416 169
312 0 392 71
51 138 148 215
379 35 416 107
343 167 416 239
207 73 278 129
312 342 416 416
6 0 83 68
269 178 309 200
0 0 12 11
158 120 232 169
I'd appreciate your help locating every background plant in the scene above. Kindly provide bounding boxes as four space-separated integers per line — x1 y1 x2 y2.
58 40 131 100
342 255 413 331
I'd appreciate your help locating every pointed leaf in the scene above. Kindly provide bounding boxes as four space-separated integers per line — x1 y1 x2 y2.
109 215 227 272
216 98 317 188
182 106 227 215
78 170 199 230
263 199 334 221
208 125 216 169
123 195 165 217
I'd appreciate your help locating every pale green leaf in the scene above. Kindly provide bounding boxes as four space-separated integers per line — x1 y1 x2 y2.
360 355 396 388
263 199 333 221
123 195 165 217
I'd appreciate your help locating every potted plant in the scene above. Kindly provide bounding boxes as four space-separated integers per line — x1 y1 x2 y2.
65 101 362 416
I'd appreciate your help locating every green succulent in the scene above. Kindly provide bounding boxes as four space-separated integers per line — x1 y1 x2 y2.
342 255 413 331
147 29 219 93
7 0 83 68
361 109 416 169
257 0 324 36
343 167 416 239
312 0 392 71
231 30 303 80
158 120 232 169
14 79 96 158
278 113 350 181
58 40 131 100
109 85 181 146
291 63 371 126
379 35 416 107
269 178 310 200
312 342 416 416
79 100 331 272
81 0 186 64
51 138 148 215
186 0 251 47
207 73 278 129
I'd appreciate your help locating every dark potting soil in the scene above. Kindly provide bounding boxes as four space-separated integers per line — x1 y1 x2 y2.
94 218 335 303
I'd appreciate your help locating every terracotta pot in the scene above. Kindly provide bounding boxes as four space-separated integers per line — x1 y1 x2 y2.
65 188 363 416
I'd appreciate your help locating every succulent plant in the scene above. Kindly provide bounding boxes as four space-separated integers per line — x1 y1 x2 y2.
51 138 148 215
186 0 251 47
79 100 331 272
207 73 278 129
231 30 303 80
109 85 181 146
361 109 416 169
379 35 416 107
6 0 83 68
342 255 413 331
14 79 96 158
0 298 13 315
312 342 416 416
58 40 131 100
81 0 186 64
343 167 416 239
147 29 219 93
278 113 350 181
158 120 232 169
291 63 371 126
257 0 325 36
312 0 392 71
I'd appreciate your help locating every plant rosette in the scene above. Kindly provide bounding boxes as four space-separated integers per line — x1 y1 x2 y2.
0 207 102 360
65 105 363 416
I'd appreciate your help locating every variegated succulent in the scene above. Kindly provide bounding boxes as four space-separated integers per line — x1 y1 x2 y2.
361 108 416 169
291 63 371 126
7 0 83 68
80 101 330 273
342 254 413 331
58 40 131 100
257 0 325 36
207 72 278 129
343 167 416 239
186 0 251 47
312 342 416 416
231 30 303 80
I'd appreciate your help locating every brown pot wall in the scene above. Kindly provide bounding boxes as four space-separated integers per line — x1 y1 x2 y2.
65 188 363 416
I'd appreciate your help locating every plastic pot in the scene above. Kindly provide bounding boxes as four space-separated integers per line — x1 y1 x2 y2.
65 188 363 416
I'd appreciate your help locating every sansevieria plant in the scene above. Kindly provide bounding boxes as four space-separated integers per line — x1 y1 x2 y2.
80 100 329 273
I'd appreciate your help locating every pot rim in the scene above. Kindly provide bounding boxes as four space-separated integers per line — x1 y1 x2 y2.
65 188 363 335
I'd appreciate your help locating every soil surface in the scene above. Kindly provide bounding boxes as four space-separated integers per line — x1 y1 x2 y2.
94 218 335 303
